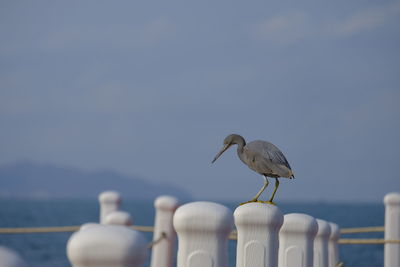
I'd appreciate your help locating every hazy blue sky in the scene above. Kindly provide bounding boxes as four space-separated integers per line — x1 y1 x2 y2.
1 0 399 202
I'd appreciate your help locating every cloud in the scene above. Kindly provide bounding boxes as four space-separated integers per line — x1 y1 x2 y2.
42 17 177 52
333 2 400 36
252 2 400 44
252 12 311 45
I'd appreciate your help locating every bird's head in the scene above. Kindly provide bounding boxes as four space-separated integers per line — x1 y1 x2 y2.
212 134 245 163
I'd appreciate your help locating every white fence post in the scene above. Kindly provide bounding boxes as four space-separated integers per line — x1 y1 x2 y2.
150 195 179 267
67 225 148 267
314 219 331 267
234 203 283 267
328 222 340 267
173 201 233 267
0 246 28 267
99 191 121 224
278 213 318 267
384 192 400 267
80 223 99 231
104 211 133 226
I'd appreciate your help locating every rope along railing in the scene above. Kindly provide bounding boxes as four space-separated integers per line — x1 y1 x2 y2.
0 225 153 234
0 225 166 249
338 239 400 244
147 232 167 248
1 225 398 245
340 226 384 234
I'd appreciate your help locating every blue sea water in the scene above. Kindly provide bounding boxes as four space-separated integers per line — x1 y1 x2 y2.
0 199 384 267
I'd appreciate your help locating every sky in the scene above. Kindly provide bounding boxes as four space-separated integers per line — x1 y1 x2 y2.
1 0 399 202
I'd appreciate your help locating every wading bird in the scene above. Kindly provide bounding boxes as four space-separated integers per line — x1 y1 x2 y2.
212 134 294 205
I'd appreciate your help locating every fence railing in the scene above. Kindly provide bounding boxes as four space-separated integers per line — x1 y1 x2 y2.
1 225 398 246
1 192 399 267
0 225 394 239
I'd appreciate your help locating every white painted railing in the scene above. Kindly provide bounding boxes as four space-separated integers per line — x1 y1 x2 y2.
384 192 400 267
328 222 340 267
314 219 331 267
151 195 179 267
0 246 28 267
64 191 400 267
173 201 233 267
67 224 148 267
234 203 283 267
99 191 121 224
104 211 133 226
278 213 318 267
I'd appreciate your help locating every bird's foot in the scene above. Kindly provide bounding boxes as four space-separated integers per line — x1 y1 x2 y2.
239 198 261 206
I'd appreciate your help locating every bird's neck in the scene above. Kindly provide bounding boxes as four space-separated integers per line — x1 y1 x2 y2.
236 143 246 164
236 145 244 156
235 138 246 153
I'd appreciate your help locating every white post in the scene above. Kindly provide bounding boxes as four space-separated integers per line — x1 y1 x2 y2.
384 192 400 267
104 211 133 226
328 222 340 267
173 201 233 267
150 195 179 267
67 225 148 267
0 246 28 267
80 223 99 231
234 203 283 267
278 213 318 267
314 219 331 267
99 191 121 224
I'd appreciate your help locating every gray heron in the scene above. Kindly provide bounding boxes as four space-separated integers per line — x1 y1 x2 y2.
212 134 294 205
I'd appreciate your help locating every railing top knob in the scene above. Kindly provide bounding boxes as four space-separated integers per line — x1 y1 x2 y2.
67 225 148 264
98 191 121 203
154 195 179 210
280 213 318 235
104 211 133 226
173 201 233 233
328 222 340 240
80 223 99 231
316 219 331 238
0 246 28 267
234 203 283 228
384 192 400 205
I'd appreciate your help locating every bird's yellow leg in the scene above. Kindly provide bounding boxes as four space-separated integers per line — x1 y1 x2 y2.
239 176 269 206
265 178 279 205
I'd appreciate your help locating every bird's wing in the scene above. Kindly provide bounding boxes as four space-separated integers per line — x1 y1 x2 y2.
247 141 292 170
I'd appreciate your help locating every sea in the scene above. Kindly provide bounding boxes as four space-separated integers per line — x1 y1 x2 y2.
0 199 385 267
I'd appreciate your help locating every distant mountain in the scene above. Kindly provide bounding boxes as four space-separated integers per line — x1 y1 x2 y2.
0 161 191 200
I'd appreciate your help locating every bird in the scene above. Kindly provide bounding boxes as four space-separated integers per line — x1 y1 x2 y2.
212 134 294 205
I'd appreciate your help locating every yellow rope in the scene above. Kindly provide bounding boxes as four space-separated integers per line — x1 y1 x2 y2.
339 238 400 244
0 226 81 233
0 225 156 234
2 225 399 246
130 225 155 232
0 225 385 234
340 226 384 234
148 232 167 248
228 233 400 244
229 230 237 240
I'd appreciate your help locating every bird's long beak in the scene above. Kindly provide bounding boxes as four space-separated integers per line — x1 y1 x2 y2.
212 144 231 163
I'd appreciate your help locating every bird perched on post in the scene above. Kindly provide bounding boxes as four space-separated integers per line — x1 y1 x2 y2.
212 134 294 205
